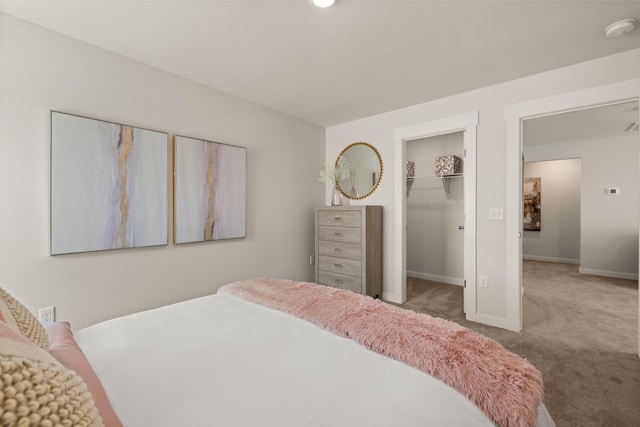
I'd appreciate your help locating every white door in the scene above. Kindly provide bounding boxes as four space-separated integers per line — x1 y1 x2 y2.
393 111 478 321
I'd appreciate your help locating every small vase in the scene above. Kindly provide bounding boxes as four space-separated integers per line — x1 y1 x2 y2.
331 184 343 206
350 186 359 198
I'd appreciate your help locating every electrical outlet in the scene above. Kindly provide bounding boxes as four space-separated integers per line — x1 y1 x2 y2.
479 276 488 289
38 306 55 323
488 208 504 220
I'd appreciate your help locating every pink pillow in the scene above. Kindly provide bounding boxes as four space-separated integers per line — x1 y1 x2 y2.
45 322 124 427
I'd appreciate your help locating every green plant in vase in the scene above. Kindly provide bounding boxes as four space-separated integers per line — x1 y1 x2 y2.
318 156 351 206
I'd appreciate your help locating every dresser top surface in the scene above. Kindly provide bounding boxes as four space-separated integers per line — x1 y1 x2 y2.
315 205 382 210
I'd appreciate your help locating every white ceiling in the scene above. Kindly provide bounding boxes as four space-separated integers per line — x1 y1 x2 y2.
524 101 639 145
1 1 639 127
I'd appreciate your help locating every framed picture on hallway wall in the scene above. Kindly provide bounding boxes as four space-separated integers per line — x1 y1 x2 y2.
523 177 541 231
174 135 246 244
50 111 169 255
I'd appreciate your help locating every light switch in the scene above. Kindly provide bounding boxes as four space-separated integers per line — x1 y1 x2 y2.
488 207 504 220
479 276 488 288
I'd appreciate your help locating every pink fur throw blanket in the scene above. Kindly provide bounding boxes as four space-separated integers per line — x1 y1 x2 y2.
219 278 543 427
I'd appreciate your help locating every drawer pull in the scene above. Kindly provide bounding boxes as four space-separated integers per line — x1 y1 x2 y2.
334 216 343 221
334 232 343 237
334 248 343 253
334 263 343 268
334 279 343 284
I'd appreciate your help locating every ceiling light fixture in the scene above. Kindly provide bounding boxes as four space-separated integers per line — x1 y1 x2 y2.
604 18 637 38
310 0 336 8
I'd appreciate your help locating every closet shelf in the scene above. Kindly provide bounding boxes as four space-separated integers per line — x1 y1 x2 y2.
406 173 463 196
408 173 463 180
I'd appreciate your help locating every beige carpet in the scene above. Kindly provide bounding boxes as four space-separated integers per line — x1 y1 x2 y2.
402 261 639 427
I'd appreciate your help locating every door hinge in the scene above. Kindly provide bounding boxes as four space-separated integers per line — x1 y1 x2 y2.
463 280 466 288
463 148 467 158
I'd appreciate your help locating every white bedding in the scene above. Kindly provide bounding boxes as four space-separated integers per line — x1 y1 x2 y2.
75 293 554 427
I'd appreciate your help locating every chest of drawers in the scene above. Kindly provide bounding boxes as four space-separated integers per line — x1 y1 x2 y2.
314 206 382 298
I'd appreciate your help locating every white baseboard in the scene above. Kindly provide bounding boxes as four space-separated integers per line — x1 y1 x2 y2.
407 271 464 286
473 313 518 332
523 255 579 265
578 267 638 281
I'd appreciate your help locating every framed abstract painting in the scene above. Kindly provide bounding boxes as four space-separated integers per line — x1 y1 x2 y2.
51 112 168 255
523 177 541 231
174 135 246 244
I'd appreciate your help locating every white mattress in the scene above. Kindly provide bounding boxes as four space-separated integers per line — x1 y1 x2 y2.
75 293 554 427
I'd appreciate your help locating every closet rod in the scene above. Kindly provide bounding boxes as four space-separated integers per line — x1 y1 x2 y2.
406 173 463 195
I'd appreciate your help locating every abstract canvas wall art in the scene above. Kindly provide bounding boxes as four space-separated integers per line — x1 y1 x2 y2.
174 135 246 244
523 177 541 231
51 112 168 255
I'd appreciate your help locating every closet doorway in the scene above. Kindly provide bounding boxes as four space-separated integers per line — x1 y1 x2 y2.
393 111 478 322
405 132 465 313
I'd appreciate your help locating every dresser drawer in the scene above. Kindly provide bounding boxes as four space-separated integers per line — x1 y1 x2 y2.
318 241 361 261
318 225 362 244
319 255 361 276
318 210 362 227
318 270 362 294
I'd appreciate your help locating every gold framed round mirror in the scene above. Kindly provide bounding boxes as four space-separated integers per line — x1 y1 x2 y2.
336 142 383 200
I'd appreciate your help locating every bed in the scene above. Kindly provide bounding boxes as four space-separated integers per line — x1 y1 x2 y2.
0 278 555 427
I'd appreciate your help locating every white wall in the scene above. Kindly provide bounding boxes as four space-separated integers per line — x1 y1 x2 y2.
523 159 581 264
326 48 640 324
526 135 638 279
406 133 463 284
0 13 325 328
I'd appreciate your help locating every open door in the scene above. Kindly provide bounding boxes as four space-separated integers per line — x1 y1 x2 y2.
393 111 478 322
